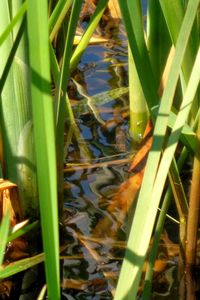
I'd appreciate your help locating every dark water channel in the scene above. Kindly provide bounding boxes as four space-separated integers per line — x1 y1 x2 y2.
61 20 180 300
63 25 129 300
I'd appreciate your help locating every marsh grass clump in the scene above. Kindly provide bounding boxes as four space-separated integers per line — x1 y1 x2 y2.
0 1 199 299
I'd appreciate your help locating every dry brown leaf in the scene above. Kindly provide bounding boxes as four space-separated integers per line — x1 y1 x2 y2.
129 121 153 172
62 278 88 290
92 121 153 238
4 238 28 262
0 179 23 225
0 280 12 299
62 277 107 292
108 0 121 19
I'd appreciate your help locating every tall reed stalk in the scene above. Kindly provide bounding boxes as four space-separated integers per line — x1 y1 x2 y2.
128 45 148 143
115 0 200 299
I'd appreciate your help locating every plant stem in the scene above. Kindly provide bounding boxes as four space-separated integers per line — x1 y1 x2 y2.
128 44 148 143
185 115 200 300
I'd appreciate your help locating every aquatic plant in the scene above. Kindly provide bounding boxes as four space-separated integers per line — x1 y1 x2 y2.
115 0 200 299
0 0 199 299
0 0 108 298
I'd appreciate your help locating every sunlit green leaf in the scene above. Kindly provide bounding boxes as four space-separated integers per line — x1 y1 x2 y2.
0 211 10 265
115 1 200 299
27 0 60 298
0 1 27 47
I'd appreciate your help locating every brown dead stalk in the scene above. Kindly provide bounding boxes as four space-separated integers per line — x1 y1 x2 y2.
185 116 200 300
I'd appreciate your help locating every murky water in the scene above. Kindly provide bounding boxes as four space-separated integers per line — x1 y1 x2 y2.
62 19 180 300
63 28 129 299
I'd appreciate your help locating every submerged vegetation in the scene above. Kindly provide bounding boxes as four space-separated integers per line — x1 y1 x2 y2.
0 0 200 299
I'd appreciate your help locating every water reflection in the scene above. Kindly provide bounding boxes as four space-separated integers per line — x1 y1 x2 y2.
62 14 178 300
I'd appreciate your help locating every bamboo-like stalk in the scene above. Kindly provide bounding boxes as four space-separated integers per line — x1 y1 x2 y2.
185 115 200 300
128 45 148 144
118 0 159 112
49 0 73 42
129 0 171 144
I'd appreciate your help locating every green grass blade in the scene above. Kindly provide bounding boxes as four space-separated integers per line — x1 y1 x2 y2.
70 0 108 72
140 45 200 299
0 1 27 47
0 210 10 265
141 187 173 300
140 49 200 299
118 0 159 109
0 252 45 279
54 0 82 122
151 106 196 153
49 0 73 41
142 145 190 299
169 158 188 218
150 47 200 213
160 0 199 119
0 1 18 180
147 0 171 87
27 0 60 298
114 1 199 298
159 0 197 82
136 0 199 207
168 112 196 153
0 18 25 94
7 221 39 243
49 43 60 84
37 285 47 300
0 245 66 279
54 1 82 208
